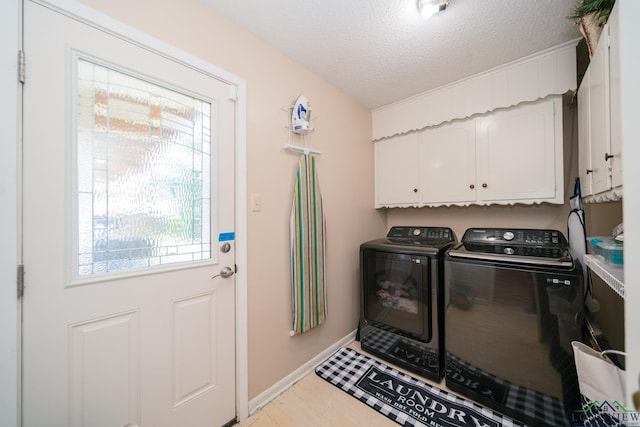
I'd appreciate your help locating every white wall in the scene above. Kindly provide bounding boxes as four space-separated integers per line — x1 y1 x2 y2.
0 0 20 425
619 0 640 406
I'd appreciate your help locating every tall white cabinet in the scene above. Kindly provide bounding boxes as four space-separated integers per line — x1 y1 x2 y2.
578 11 623 201
608 4 623 190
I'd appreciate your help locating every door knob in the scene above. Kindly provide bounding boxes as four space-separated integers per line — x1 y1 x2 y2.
212 266 235 279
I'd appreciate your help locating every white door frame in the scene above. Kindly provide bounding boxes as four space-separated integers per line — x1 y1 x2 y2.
0 0 21 426
0 0 248 423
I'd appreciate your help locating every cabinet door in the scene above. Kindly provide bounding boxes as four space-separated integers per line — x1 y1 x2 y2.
589 26 612 194
420 120 476 204
476 97 561 203
608 14 623 188
375 133 420 207
578 68 593 196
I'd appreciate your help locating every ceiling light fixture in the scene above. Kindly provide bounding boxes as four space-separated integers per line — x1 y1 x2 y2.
417 0 450 20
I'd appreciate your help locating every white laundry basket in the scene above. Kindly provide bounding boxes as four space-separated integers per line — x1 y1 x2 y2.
571 341 631 426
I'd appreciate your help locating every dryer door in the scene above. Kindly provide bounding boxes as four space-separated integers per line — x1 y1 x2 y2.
362 249 432 342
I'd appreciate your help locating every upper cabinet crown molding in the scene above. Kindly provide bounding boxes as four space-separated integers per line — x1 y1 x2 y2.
372 40 579 141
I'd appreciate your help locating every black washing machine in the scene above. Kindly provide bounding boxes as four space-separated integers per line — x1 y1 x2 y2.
444 228 584 427
358 226 456 382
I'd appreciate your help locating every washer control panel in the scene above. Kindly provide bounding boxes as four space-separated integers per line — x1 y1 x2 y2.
462 228 566 247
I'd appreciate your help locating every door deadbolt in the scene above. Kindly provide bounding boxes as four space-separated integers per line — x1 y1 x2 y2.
220 242 231 253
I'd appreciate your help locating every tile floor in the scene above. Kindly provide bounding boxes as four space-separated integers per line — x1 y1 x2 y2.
236 341 453 427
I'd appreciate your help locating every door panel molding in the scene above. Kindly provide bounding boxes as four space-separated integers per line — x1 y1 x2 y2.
172 292 216 407
69 310 141 427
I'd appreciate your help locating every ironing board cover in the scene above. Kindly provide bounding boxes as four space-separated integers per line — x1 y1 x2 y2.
567 177 598 311
290 153 326 334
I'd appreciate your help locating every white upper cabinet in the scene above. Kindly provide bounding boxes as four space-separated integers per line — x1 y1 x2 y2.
578 6 623 202
375 96 563 208
419 120 476 205
375 132 420 206
372 41 575 209
476 97 561 204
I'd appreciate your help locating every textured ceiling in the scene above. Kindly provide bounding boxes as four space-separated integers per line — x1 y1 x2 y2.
201 0 581 109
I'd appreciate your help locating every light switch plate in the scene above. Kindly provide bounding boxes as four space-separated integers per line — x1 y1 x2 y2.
250 193 261 212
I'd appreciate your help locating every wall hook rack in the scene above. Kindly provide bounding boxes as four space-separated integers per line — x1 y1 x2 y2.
282 95 320 155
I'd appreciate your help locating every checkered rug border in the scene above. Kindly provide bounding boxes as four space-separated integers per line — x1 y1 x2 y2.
359 324 399 353
446 353 569 427
315 347 527 427
360 326 569 426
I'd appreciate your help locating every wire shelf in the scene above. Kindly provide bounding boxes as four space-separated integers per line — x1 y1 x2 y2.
584 254 624 299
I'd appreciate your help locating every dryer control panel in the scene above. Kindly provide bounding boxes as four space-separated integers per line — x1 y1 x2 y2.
387 226 455 245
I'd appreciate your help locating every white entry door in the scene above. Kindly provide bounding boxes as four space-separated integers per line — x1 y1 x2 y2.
22 2 237 426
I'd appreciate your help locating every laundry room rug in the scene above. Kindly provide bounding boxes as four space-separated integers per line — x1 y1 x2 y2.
315 347 526 427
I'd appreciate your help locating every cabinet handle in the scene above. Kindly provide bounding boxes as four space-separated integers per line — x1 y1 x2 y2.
482 183 488 188
586 169 593 174
413 188 418 193
605 152 614 161
469 184 475 189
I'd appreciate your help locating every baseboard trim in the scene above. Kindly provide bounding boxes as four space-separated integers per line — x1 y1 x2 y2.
247 329 357 415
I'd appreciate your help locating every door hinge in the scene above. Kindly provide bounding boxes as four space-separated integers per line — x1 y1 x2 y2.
18 50 25 84
17 264 24 299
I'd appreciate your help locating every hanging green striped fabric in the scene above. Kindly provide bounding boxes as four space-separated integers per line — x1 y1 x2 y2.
290 153 326 334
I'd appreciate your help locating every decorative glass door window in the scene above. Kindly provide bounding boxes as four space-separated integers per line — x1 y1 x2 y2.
76 58 214 277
